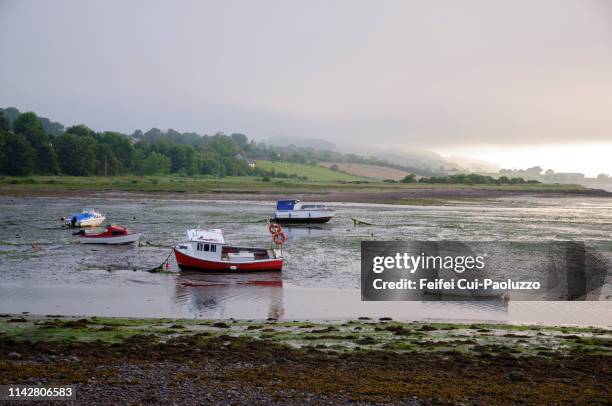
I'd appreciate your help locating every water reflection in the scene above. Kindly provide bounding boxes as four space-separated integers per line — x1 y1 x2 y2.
282 224 332 239
174 271 284 319
421 296 509 315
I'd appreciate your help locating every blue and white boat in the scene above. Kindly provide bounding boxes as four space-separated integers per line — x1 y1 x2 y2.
64 208 106 228
272 199 335 224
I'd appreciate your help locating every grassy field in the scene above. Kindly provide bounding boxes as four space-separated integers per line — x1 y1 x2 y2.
319 162 410 180
0 174 379 193
255 160 369 181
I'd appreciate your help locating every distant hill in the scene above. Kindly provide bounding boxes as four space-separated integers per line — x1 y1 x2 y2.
372 149 448 172
263 135 336 151
346 147 499 174
445 155 500 173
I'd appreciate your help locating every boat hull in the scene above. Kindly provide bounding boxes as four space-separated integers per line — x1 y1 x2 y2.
273 209 334 224
174 248 283 272
272 216 333 224
79 233 141 245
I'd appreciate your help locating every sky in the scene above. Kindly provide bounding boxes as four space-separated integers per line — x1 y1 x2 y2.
0 0 611 176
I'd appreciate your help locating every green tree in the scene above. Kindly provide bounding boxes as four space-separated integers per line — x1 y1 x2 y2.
199 147 223 176
497 176 510 184
0 107 20 126
13 112 59 174
400 174 417 183
168 144 190 174
95 143 121 176
1 133 35 175
0 113 9 132
65 124 96 138
56 133 97 175
96 132 134 173
35 142 60 174
509 177 526 184
0 125 8 175
230 133 248 149
0 113 8 171
143 152 171 175
13 112 46 143
209 134 238 157
131 149 146 175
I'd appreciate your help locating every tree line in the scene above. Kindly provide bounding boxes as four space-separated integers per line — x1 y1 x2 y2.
0 110 255 177
399 173 538 185
0 107 537 185
0 107 442 178
131 126 440 176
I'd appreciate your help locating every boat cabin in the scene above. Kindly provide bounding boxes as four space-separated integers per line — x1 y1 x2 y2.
106 225 130 235
276 200 328 211
276 199 300 211
178 229 225 261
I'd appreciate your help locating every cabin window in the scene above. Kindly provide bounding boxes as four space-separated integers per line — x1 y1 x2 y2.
196 243 203 251
210 245 216 252
204 244 210 252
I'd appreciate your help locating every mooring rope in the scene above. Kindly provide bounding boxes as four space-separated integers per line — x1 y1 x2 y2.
146 249 175 273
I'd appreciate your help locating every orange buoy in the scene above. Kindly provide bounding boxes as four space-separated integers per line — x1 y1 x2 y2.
268 223 282 235
272 231 286 245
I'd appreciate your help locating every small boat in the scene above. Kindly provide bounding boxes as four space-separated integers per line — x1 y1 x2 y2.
174 229 284 272
64 208 106 227
77 225 141 244
272 199 334 223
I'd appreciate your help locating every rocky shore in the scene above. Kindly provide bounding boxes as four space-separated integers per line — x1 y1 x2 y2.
0 315 609 404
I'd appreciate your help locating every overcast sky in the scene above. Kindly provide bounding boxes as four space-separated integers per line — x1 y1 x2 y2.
1 0 610 175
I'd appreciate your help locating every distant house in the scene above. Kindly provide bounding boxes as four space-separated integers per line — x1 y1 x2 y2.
235 153 256 169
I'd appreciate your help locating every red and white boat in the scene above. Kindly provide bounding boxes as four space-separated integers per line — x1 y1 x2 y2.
174 229 284 272
77 225 141 245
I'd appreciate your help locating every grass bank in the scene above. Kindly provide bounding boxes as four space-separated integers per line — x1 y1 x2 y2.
0 175 606 206
0 175 596 195
0 315 609 404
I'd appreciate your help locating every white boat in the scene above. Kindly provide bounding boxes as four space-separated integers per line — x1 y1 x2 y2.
272 199 335 223
64 208 106 228
77 225 141 244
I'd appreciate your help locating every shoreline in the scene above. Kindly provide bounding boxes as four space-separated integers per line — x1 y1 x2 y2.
1 175 610 205
0 314 609 404
2 184 610 205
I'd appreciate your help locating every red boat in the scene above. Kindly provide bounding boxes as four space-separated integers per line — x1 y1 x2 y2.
173 229 284 272
77 225 141 245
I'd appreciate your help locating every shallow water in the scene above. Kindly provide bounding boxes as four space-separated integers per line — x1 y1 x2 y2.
0 195 610 325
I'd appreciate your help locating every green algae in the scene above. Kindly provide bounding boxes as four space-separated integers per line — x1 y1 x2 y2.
0 316 609 358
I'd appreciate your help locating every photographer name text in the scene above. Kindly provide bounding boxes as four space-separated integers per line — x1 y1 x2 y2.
372 278 541 290
370 253 541 291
